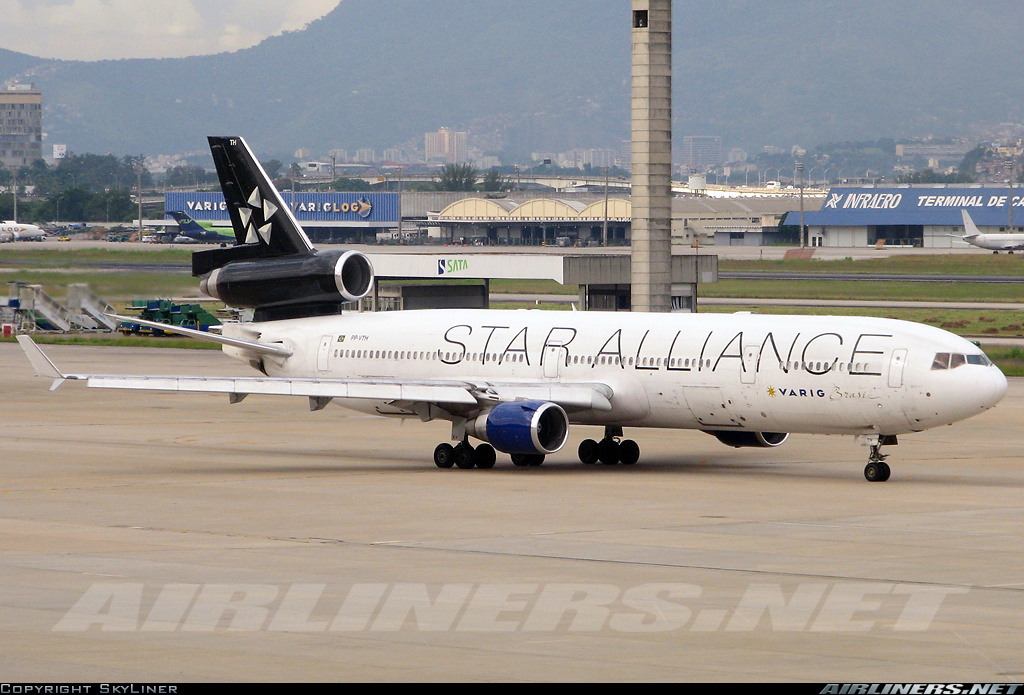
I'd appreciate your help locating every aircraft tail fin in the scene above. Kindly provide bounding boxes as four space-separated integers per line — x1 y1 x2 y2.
166 211 207 234
193 136 315 276
190 135 374 321
961 209 982 239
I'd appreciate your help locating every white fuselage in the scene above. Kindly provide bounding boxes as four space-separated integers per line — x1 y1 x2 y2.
221 309 1007 437
0 222 44 241
964 233 1024 251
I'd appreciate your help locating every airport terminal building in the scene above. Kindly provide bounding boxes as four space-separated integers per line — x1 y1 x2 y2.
171 186 1024 250
783 186 1024 248
165 191 798 247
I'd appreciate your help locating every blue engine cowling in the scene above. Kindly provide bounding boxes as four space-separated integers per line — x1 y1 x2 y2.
465 401 569 455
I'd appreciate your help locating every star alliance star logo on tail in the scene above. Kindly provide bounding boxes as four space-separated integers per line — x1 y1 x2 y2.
238 187 278 244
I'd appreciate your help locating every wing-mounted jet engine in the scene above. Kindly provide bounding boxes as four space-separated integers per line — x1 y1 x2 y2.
707 431 789 448
192 136 374 321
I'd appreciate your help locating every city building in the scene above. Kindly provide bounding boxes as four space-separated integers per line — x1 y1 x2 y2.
680 135 722 172
424 127 468 164
0 85 42 169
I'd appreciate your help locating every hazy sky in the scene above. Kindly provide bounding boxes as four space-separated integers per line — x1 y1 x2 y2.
0 0 341 61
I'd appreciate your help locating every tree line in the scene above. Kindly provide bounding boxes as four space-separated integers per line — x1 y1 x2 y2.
1 153 152 224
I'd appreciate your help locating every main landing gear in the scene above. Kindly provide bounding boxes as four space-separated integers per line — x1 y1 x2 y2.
577 426 640 466
862 434 898 482
432 440 546 469
433 441 497 470
432 427 642 469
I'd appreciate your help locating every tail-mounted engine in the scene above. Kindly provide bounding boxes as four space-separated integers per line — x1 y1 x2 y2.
465 401 569 455
191 136 375 321
199 249 374 321
708 431 789 448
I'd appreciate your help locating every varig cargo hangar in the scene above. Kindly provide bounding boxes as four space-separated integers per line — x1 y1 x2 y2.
165 191 800 246
783 186 1024 248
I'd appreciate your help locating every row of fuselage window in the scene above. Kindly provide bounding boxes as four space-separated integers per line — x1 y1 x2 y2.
331 348 876 374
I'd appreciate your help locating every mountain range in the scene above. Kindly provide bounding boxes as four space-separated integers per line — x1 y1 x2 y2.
3 0 1024 163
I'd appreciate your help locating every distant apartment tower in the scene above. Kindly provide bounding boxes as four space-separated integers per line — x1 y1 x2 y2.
681 135 722 171
425 127 467 164
1 85 42 168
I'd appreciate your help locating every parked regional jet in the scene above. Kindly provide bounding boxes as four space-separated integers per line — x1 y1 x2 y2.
959 209 1024 253
1 221 45 241
17 137 1010 482
166 211 234 243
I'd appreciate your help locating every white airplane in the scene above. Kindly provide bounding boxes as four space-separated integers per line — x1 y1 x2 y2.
959 209 1024 253
0 220 45 241
17 136 1009 482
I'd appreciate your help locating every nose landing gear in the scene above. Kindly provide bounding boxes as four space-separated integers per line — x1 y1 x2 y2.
862 434 897 482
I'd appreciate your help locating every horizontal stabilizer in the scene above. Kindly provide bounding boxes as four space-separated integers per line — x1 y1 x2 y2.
107 314 293 358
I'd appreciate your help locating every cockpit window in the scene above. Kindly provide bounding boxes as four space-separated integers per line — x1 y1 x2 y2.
932 351 993 369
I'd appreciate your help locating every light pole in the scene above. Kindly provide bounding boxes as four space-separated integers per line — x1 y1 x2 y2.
11 166 17 222
135 157 144 238
797 162 806 248
1007 158 1015 232
602 166 610 247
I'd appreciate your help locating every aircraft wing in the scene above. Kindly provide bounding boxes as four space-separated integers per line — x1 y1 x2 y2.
16 336 613 414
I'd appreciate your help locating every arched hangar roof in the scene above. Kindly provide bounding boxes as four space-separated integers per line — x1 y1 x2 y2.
437 197 631 221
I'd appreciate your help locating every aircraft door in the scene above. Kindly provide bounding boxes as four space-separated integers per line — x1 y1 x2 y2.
888 348 907 388
317 335 334 373
741 344 758 385
543 345 563 379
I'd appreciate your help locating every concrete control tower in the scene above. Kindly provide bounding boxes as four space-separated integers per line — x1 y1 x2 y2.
630 0 673 312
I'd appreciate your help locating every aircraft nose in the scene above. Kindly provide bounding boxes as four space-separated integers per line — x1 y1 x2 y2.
970 365 1008 413
990 366 1009 408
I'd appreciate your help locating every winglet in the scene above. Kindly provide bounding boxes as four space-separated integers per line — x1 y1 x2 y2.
961 209 982 239
16 335 69 390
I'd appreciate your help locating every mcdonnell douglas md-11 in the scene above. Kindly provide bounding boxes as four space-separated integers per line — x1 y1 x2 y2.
18 137 1008 482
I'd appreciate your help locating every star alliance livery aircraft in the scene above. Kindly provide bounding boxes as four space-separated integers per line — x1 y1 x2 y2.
18 137 1009 482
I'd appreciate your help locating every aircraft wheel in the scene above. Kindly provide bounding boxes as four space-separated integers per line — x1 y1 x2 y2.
434 443 456 468
454 442 476 469
473 444 496 469
864 461 891 482
618 439 640 465
578 439 600 464
512 453 544 467
598 438 620 465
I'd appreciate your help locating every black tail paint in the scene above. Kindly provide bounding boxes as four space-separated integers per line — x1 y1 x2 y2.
192 136 374 321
